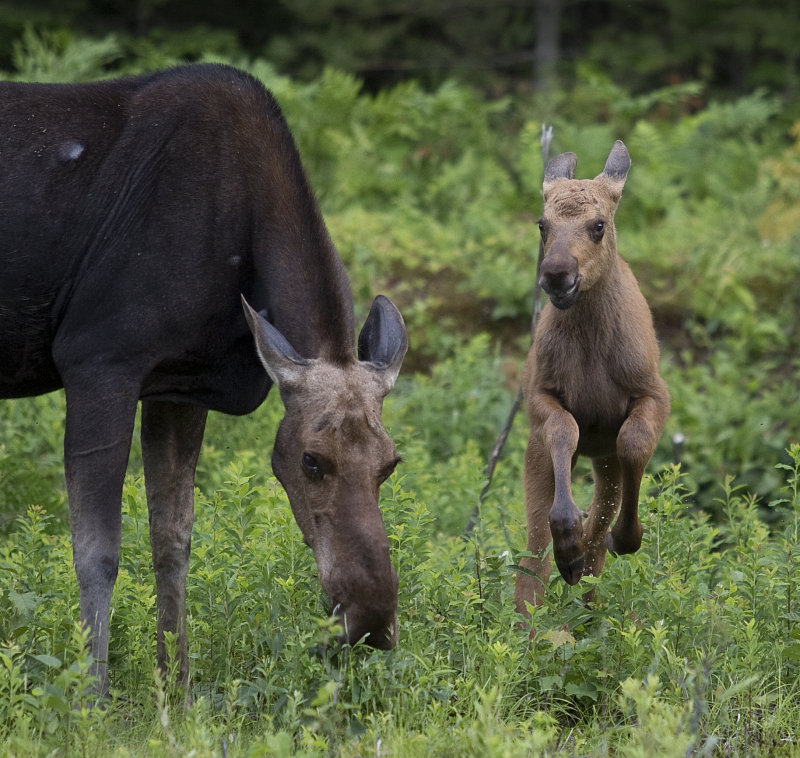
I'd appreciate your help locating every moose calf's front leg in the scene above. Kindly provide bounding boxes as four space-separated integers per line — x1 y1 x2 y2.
581 455 623 584
607 394 668 555
543 411 584 585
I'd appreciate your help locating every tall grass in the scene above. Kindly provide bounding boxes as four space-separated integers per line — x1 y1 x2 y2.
2 404 799 755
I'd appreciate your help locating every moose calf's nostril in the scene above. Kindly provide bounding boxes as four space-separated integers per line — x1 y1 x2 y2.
542 271 576 296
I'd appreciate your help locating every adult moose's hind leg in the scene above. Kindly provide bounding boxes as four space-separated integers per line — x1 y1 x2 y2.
608 395 667 555
63 378 139 697
141 400 207 689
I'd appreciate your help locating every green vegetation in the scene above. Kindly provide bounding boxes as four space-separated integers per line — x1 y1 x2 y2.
1 22 800 757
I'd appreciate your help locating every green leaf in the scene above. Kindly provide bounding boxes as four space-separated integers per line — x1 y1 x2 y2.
31 654 61 668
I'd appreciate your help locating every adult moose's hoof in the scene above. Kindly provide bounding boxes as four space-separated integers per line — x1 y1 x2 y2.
554 554 584 585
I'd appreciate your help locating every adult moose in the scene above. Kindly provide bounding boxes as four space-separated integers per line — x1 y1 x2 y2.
514 141 669 611
0 63 407 695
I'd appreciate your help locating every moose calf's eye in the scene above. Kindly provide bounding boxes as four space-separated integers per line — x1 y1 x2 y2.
589 220 605 242
302 452 324 481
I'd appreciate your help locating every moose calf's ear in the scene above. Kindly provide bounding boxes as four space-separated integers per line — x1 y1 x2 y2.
542 151 578 195
241 295 310 394
358 295 408 394
597 140 631 200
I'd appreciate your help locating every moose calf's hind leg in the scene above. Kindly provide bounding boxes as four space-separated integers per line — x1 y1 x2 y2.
607 397 666 555
515 434 557 613
141 400 208 689
582 455 623 587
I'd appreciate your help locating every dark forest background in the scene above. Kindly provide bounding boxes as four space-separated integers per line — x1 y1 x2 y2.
1 0 797 97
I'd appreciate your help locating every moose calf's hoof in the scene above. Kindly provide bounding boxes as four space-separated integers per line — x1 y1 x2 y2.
555 555 584 585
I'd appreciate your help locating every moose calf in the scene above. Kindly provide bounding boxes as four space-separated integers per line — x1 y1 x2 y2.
515 141 670 611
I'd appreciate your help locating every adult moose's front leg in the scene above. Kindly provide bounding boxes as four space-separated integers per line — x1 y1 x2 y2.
141 400 207 690
608 394 668 555
63 379 139 697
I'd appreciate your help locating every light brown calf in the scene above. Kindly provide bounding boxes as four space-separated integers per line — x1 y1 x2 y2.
515 141 670 611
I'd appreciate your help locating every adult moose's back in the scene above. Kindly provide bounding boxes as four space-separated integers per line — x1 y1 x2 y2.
515 141 670 611
0 63 407 695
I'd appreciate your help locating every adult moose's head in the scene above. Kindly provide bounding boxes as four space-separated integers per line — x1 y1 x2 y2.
537 140 631 310
242 295 407 650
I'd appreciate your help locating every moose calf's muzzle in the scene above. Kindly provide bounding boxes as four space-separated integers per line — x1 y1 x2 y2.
539 246 582 310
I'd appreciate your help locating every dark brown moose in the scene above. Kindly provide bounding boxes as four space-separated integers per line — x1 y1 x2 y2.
0 64 407 696
514 141 670 611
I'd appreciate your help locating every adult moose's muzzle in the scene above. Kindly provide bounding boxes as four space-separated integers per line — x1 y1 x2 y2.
310 491 399 650
331 545 399 649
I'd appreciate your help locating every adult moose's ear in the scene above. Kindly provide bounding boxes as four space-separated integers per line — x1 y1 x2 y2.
241 295 310 395
597 140 631 201
358 295 408 395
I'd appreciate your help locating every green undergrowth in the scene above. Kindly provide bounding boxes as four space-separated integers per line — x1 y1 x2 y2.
1 445 800 756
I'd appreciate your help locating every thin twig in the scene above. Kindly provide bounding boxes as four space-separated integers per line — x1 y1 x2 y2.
463 124 552 538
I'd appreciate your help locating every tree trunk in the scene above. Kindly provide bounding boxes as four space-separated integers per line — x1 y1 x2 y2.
534 0 561 92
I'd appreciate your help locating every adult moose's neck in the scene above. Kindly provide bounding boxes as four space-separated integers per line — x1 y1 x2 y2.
250 104 356 365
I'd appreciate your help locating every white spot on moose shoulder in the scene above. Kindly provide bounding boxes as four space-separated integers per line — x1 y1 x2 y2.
58 141 85 162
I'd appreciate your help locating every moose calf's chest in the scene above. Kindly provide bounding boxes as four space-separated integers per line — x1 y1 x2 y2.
545 344 631 435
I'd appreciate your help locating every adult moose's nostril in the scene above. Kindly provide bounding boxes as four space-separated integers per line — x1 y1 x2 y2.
334 598 398 650
371 620 398 650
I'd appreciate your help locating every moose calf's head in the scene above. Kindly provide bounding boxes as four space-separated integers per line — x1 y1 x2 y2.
538 140 631 310
242 296 407 650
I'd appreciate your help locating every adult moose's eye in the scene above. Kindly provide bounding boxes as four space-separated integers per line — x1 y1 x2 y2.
537 220 546 240
302 452 324 481
379 456 402 485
